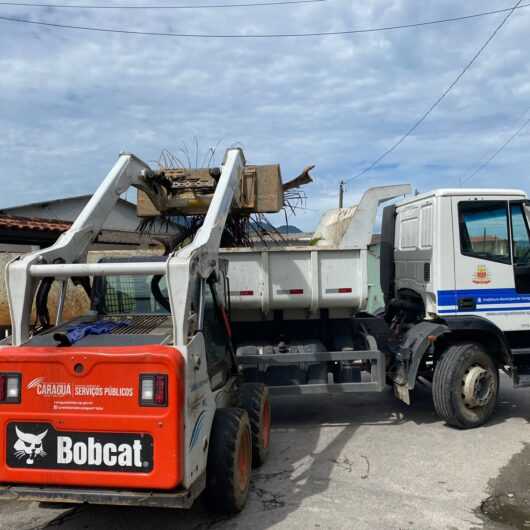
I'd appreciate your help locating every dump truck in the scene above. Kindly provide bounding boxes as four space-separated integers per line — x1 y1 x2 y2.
222 186 530 429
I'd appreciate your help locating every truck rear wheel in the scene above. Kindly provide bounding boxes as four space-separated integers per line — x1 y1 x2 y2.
433 342 498 429
239 383 271 468
205 408 252 514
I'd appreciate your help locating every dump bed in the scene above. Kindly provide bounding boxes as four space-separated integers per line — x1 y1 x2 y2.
221 184 411 320
222 247 368 317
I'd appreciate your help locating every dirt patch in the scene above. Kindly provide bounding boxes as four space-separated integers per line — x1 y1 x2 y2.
477 443 530 528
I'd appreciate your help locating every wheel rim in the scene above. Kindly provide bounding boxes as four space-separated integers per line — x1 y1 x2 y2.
237 428 251 493
462 364 495 409
262 398 271 450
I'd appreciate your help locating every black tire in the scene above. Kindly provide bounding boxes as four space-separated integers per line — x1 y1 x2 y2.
433 342 498 429
239 383 271 468
205 408 252 514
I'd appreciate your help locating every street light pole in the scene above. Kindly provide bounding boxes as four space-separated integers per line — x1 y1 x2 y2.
339 180 345 208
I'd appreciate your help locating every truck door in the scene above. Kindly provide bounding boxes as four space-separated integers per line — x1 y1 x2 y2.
452 196 521 331
510 201 530 293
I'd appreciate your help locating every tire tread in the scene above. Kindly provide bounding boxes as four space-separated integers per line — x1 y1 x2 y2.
433 342 497 429
205 408 250 514
239 383 270 468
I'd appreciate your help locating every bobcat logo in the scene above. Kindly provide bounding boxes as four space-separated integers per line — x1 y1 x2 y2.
13 427 48 465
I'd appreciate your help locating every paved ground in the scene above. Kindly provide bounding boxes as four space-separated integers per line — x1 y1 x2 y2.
2 375 530 530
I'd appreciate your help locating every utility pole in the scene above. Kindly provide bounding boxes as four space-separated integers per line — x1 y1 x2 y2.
339 180 345 208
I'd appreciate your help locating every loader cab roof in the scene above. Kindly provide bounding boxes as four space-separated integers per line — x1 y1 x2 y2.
397 188 527 208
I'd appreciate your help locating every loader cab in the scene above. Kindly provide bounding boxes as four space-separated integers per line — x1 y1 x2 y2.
197 271 236 391
92 257 171 316
391 189 530 333
93 257 236 387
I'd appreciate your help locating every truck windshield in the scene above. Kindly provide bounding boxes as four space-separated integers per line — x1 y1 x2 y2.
93 274 170 315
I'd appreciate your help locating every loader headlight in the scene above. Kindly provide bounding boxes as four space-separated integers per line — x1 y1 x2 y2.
0 373 21 404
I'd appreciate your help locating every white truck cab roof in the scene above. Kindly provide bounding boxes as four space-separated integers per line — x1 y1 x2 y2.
398 188 527 207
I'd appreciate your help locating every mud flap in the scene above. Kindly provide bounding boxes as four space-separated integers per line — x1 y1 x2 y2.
393 383 410 405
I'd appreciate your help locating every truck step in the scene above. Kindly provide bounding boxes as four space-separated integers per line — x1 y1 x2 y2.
511 350 530 388
268 381 385 396
514 373 530 388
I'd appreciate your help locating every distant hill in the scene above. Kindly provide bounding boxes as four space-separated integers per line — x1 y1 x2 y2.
276 224 302 234
248 221 303 235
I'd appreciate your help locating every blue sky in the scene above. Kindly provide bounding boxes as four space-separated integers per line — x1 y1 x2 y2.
1 0 529 231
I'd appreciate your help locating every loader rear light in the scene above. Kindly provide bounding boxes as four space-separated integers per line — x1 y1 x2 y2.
338 288 352 294
289 289 304 295
240 290 254 296
0 373 21 404
140 374 168 407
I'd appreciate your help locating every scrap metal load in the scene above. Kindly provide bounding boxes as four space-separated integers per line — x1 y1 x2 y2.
137 156 289 217
0 149 313 331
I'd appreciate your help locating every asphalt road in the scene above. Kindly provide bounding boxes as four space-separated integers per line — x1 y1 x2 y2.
2 375 530 530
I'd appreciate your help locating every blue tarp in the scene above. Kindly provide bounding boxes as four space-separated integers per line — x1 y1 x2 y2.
54 320 130 345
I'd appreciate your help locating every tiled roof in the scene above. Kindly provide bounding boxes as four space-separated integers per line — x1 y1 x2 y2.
0 214 71 233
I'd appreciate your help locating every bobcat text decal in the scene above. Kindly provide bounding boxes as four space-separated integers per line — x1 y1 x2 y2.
6 423 154 472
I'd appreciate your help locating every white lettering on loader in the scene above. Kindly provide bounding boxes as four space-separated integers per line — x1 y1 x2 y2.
56 437 143 468
57 437 72 464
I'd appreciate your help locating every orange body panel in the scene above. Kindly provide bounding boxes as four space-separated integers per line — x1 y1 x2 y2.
0 345 184 490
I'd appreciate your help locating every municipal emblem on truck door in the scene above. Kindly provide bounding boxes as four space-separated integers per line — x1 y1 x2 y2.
472 265 491 285
13 426 48 465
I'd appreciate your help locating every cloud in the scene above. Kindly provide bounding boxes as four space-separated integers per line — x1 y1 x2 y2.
0 0 529 231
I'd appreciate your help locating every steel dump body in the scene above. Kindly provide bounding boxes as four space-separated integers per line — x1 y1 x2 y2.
223 243 388 396
221 185 411 319
217 185 412 396
222 247 368 316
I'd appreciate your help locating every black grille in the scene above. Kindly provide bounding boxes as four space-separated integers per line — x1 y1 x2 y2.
106 315 171 335
424 262 431 283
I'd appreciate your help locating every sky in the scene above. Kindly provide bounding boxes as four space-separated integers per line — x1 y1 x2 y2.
0 0 529 231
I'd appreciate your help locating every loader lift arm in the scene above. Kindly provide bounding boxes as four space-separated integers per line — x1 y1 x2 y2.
6 148 246 347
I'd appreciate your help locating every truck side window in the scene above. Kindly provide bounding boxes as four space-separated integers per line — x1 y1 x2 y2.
511 204 530 264
458 201 510 264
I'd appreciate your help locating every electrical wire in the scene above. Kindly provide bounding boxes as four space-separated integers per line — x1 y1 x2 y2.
345 0 525 184
461 112 530 185
0 0 326 8
0 2 530 37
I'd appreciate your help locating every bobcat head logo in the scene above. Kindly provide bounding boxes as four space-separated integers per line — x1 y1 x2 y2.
13 427 48 465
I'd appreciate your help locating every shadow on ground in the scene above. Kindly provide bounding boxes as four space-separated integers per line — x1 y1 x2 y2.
39 379 530 530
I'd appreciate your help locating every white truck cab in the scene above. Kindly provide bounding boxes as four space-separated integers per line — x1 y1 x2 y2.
393 188 530 332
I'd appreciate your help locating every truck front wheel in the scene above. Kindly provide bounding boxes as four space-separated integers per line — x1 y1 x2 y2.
433 343 498 429
205 408 252 513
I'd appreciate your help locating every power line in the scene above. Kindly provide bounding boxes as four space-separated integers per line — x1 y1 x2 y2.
0 3 530 37
461 112 530 185
0 0 326 9
345 0 525 184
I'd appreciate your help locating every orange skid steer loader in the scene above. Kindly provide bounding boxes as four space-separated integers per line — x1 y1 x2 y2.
0 148 270 513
